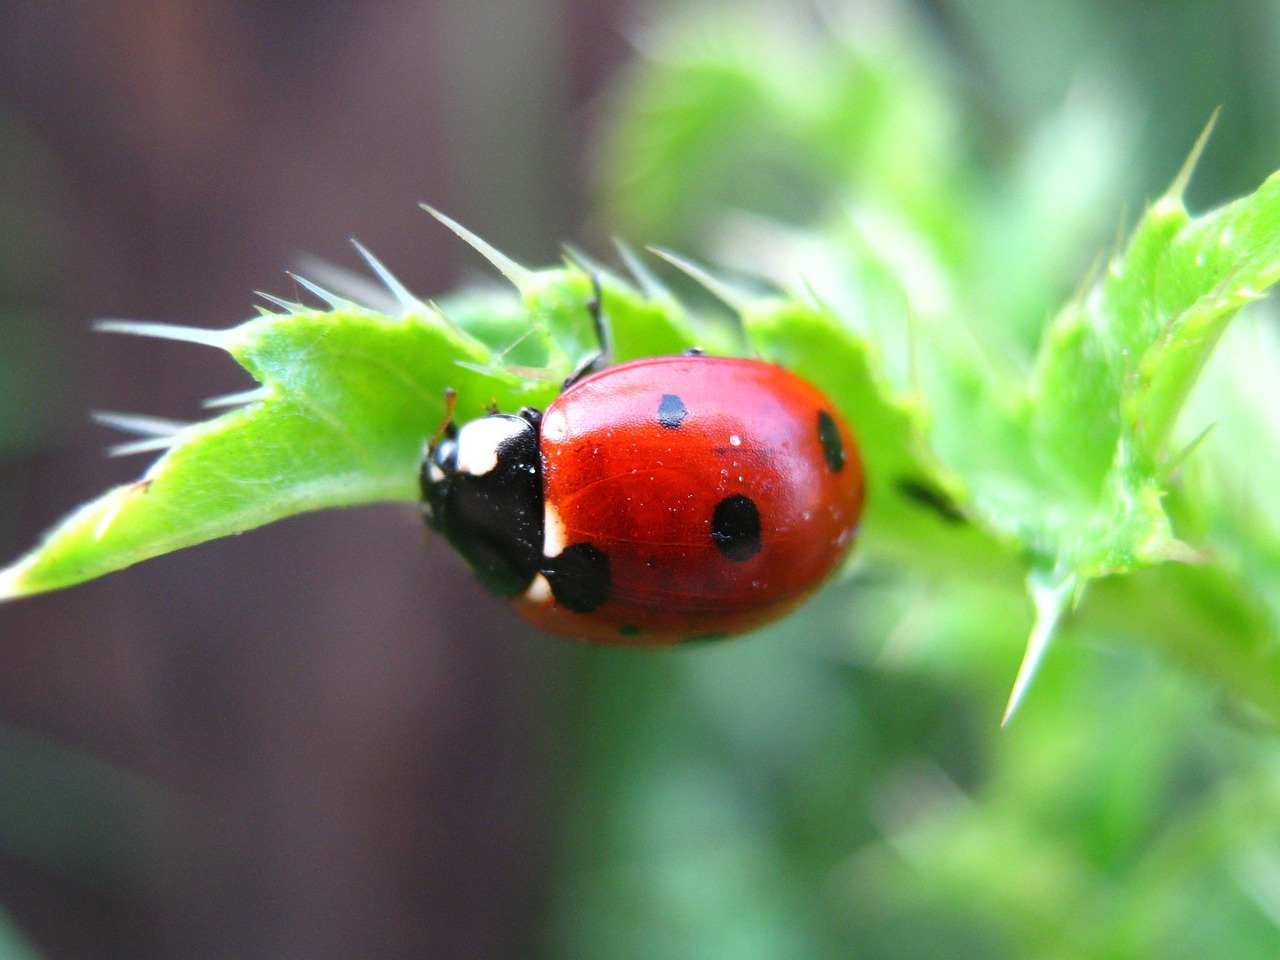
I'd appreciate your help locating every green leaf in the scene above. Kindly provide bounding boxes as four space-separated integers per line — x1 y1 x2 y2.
4 120 1280 727
2 222 707 599
0 218 993 602
0 302 547 599
955 121 1280 718
1016 119 1280 577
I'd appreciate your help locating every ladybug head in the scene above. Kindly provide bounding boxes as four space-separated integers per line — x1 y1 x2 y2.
420 403 545 597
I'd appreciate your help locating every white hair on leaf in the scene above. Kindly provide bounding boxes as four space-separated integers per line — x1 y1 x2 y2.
203 386 272 409
350 239 423 314
93 319 232 350
292 255 398 313
420 204 535 294
285 270 351 310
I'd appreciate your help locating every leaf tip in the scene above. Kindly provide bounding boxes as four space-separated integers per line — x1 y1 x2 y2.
0 557 31 602
1165 106 1221 203
420 204 535 293
1148 536 1209 566
254 290 305 314
613 236 674 303
292 255 399 313
285 271 348 309
202 385 272 410
1164 422 1216 478
349 239 424 313
559 242 609 281
90 410 191 436
92 410 192 458
647 247 756 314
1001 573 1076 727
93 320 232 351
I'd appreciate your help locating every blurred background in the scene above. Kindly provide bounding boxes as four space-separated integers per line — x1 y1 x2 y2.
3 1 1280 957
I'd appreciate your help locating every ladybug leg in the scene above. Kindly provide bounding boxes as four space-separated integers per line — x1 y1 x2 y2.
682 347 705 357
563 274 612 390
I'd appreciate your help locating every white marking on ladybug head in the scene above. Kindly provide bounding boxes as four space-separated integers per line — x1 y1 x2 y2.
454 416 527 477
543 502 567 559
524 573 552 604
426 460 445 483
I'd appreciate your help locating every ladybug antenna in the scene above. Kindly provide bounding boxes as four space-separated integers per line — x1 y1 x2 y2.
589 273 611 357
431 388 458 446
563 274 612 389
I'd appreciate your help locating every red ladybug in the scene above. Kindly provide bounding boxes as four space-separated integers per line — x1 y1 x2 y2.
420 298 864 645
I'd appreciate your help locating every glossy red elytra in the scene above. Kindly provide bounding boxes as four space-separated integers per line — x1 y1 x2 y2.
420 294 864 645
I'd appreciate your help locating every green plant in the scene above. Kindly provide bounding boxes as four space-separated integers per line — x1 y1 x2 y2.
3 121 1279 725
5 7 1280 738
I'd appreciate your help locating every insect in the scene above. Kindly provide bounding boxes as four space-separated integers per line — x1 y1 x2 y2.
420 287 864 645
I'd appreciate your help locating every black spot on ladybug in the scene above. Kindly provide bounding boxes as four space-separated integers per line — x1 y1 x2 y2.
895 477 965 524
544 543 612 613
618 624 643 637
683 632 729 645
817 410 844 473
657 393 688 429
711 494 762 561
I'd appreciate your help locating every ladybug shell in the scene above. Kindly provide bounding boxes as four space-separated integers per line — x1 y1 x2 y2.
518 355 864 644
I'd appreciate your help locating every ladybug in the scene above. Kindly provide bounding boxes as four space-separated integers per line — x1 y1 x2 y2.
420 285 864 645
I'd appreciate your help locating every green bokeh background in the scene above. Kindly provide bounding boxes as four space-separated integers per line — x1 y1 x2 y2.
555 3 1280 957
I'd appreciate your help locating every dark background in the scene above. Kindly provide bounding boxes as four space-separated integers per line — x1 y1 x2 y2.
0 3 625 956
